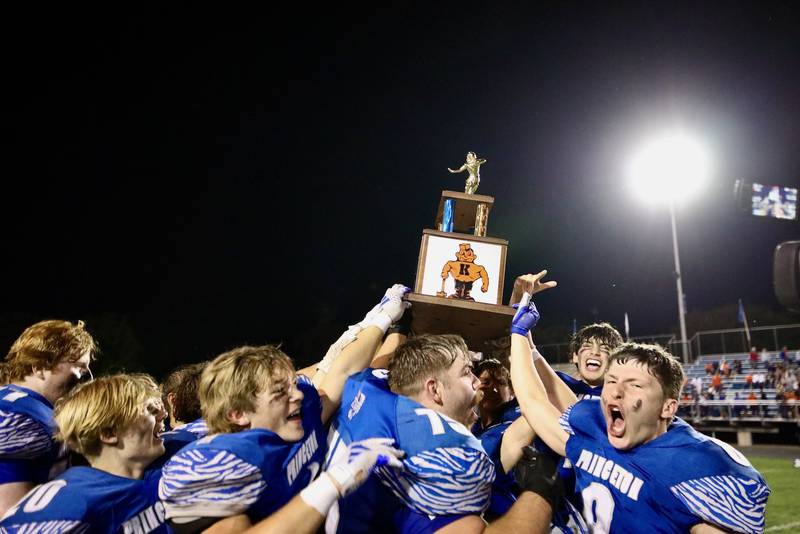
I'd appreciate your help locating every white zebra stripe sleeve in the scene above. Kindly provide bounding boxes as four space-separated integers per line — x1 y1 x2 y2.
0 410 53 459
159 449 267 520
670 475 769 534
377 447 494 516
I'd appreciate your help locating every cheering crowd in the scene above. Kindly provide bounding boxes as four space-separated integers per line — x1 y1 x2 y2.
0 272 771 533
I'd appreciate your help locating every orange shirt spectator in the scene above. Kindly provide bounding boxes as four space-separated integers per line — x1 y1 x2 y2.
747 391 757 401
746 374 753 387
711 374 722 390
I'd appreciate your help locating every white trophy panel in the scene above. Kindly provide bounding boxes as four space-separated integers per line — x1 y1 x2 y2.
419 234 503 304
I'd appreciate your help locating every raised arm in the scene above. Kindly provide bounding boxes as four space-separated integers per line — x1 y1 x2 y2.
318 285 410 423
448 165 466 173
499 416 536 473
531 341 578 413
509 294 569 457
370 310 412 369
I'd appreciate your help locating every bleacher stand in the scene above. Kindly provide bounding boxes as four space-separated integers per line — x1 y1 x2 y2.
679 349 800 445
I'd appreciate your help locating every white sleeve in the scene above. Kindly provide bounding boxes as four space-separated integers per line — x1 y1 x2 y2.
158 448 267 520
670 476 769 533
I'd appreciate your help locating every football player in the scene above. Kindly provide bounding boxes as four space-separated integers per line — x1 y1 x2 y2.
0 320 95 515
510 292 770 533
159 285 410 532
0 374 171 532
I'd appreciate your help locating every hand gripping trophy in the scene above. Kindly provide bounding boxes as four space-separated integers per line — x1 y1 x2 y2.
448 151 486 194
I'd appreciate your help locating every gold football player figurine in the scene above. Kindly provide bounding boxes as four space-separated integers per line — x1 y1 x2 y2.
448 151 486 194
437 243 489 300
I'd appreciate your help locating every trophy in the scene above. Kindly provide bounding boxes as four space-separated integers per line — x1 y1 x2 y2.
406 157 516 350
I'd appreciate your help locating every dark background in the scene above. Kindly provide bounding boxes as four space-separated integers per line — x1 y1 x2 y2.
3 3 798 377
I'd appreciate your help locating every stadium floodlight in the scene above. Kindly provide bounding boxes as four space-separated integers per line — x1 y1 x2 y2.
626 131 712 364
627 133 711 205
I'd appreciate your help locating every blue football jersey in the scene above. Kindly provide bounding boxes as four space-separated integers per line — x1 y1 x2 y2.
562 400 770 533
159 376 325 523
471 399 522 518
0 466 171 533
148 419 208 471
325 369 494 534
555 371 602 400
0 385 66 485
535 372 598 533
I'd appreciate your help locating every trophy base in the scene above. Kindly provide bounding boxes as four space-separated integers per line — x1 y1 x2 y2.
406 292 516 351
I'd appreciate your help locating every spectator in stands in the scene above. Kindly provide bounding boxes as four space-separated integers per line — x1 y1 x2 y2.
0 319 96 516
704 362 713 375
722 360 731 378
711 372 722 394
746 390 758 417
775 386 789 419
746 373 753 390
733 359 743 376
749 346 758 364
779 346 788 363
760 348 770 365
753 371 766 392
690 375 703 399
732 392 742 418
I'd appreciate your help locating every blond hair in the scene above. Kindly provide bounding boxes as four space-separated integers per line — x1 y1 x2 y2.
200 345 294 434
54 373 160 457
388 334 469 397
1 320 97 384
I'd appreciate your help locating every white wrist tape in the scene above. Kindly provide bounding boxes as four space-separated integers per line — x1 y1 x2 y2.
300 473 340 516
531 347 544 362
365 312 393 334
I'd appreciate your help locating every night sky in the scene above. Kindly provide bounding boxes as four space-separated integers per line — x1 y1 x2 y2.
3 3 799 375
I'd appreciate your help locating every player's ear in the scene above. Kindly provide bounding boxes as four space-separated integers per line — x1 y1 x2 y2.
165 392 177 415
426 377 444 405
31 365 47 380
226 409 250 428
660 397 678 420
571 352 579 366
99 427 119 445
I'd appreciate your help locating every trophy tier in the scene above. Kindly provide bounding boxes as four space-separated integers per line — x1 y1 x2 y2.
435 190 494 236
406 292 516 351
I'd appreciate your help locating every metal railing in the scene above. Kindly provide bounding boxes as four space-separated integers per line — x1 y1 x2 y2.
677 399 800 422
688 324 800 359
539 324 800 363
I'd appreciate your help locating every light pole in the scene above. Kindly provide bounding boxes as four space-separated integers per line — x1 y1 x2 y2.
627 132 711 364
668 200 689 363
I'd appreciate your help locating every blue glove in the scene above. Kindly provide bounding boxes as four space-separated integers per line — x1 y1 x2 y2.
511 292 540 336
